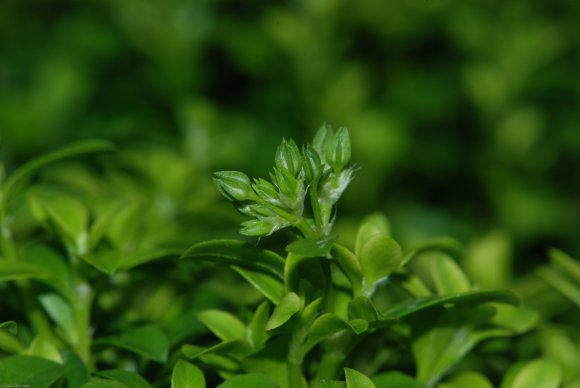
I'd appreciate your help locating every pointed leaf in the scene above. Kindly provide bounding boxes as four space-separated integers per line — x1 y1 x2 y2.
172 360 205 388
2 139 114 203
29 194 88 253
98 325 169 363
539 267 580 307
431 254 471 295
266 292 301 331
95 370 152 388
39 293 78 346
181 341 247 360
217 373 280 388
182 240 284 279
286 236 335 258
348 296 379 321
300 314 367 359
247 302 271 349
27 334 62 363
0 261 49 281
198 310 246 342
382 290 518 320
0 355 65 388
232 266 284 305
345 368 376 388
548 248 580 282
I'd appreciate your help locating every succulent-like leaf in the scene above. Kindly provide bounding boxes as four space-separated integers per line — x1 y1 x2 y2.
172 361 206 388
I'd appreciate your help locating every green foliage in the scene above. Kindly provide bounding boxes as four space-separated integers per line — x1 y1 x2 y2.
0 125 578 386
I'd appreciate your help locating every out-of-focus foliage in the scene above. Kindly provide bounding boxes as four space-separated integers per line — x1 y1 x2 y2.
1 2 580 384
2 0 579 262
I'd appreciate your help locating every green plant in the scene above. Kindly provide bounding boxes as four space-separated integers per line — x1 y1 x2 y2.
182 125 539 387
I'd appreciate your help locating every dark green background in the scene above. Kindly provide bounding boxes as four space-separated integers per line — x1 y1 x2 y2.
2 0 579 268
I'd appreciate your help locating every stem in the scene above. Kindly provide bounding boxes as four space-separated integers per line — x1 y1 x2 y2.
253 196 318 239
316 352 346 382
69 252 93 366
309 181 323 234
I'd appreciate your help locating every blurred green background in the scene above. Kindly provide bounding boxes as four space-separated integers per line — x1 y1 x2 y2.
2 0 579 271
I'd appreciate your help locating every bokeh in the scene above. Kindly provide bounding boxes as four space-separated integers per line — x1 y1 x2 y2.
2 0 580 270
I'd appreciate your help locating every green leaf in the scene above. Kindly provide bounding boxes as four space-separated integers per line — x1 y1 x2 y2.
284 252 327 294
247 302 271 349
464 230 512 289
402 237 463 266
541 327 580 382
411 307 510 385
95 370 152 388
27 334 62 363
29 194 88 254
182 239 285 279
198 310 246 341
300 314 368 360
181 341 246 360
331 243 363 295
491 304 539 334
348 296 379 321
372 372 427 388
439 371 493 388
22 245 74 301
345 368 376 388
0 355 65 388
0 261 49 281
98 325 169 363
232 266 284 305
359 235 402 296
503 358 562 388
81 379 130 388
355 212 390 257
39 293 78 346
539 267 580 308
62 350 90 387
0 325 24 353
2 139 114 204
548 248 580 283
382 290 519 320
0 321 17 334
266 292 301 331
431 254 471 294
217 373 281 388
172 360 205 388
286 235 336 258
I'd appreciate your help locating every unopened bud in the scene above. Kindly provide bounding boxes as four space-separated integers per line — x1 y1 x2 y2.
213 171 253 201
275 139 302 176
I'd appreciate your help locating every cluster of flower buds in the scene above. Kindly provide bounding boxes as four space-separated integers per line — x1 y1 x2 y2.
213 124 353 238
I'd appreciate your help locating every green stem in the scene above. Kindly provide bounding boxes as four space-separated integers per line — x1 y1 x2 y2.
69 253 93 367
316 351 346 382
288 361 307 388
309 181 323 234
253 196 317 239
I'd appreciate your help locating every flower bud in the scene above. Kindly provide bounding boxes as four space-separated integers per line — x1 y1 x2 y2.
331 127 351 171
252 178 281 206
312 124 332 160
213 171 253 201
302 145 323 182
275 139 302 176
